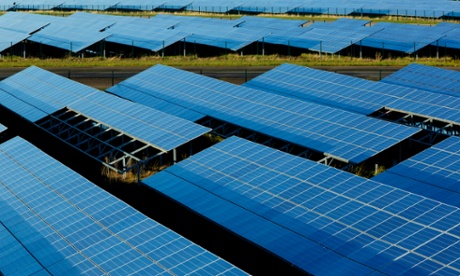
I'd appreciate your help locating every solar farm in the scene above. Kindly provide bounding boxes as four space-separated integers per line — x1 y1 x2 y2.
0 59 460 274
1 11 460 59
1 4 460 276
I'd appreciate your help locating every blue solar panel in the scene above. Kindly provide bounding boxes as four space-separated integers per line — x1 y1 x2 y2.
107 64 420 164
113 0 163 11
382 63 460 97
0 124 6 133
0 136 247 275
143 136 460 275
59 0 119 11
361 22 445 53
373 136 460 207
244 63 460 125
0 66 210 152
0 28 30 53
271 24 381 54
105 21 190 52
29 23 111 53
0 12 55 34
69 92 210 151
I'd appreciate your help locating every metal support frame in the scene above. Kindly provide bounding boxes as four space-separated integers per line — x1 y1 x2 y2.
35 108 166 177
371 107 460 138
197 116 349 168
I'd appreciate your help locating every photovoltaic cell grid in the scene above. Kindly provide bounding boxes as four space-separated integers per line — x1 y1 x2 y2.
264 18 379 54
433 23 460 50
373 136 460 207
1 0 460 17
0 136 247 275
0 12 55 34
360 22 445 53
0 28 30 52
381 63 460 97
105 22 190 52
244 63 460 125
144 136 460 275
107 64 419 164
28 23 111 53
0 66 210 152
0 123 6 133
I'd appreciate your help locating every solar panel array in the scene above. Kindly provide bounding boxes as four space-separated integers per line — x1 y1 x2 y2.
265 22 382 54
1 0 460 18
381 63 460 97
0 28 30 53
107 64 419 164
0 123 6 133
2 12 460 55
0 12 54 34
244 63 460 125
373 136 460 207
143 136 460 275
0 66 210 152
0 136 247 275
360 22 445 54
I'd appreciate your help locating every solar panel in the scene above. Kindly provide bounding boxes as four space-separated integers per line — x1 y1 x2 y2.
236 15 308 31
105 21 190 52
0 12 55 34
29 23 111 53
244 63 460 125
0 28 30 53
59 0 119 11
107 64 419 164
113 0 163 11
381 63 460 97
0 136 247 275
143 136 460 275
186 1 243 13
13 0 65 10
361 22 445 53
0 66 210 152
0 124 6 133
373 136 460 207
69 92 210 151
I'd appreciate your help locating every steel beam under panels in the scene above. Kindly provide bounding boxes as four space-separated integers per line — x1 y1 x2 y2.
36 107 164 174
198 116 348 168
370 107 460 139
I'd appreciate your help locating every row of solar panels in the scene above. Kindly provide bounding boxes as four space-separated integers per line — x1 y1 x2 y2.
117 64 460 275
103 62 460 274
1 61 460 274
1 12 460 56
2 0 460 18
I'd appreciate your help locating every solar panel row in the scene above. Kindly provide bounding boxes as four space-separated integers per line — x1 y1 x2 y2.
0 136 247 275
381 63 460 97
2 12 460 55
143 136 460 275
244 63 460 125
2 0 460 18
373 136 460 207
107 64 419 164
0 66 209 153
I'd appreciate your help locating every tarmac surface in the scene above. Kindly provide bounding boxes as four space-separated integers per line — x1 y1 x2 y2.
0 65 459 89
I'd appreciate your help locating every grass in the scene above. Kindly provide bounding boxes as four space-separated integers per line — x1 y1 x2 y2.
1 54 459 68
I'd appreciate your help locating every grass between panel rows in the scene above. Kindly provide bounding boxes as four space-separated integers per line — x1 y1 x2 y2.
0 54 459 68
